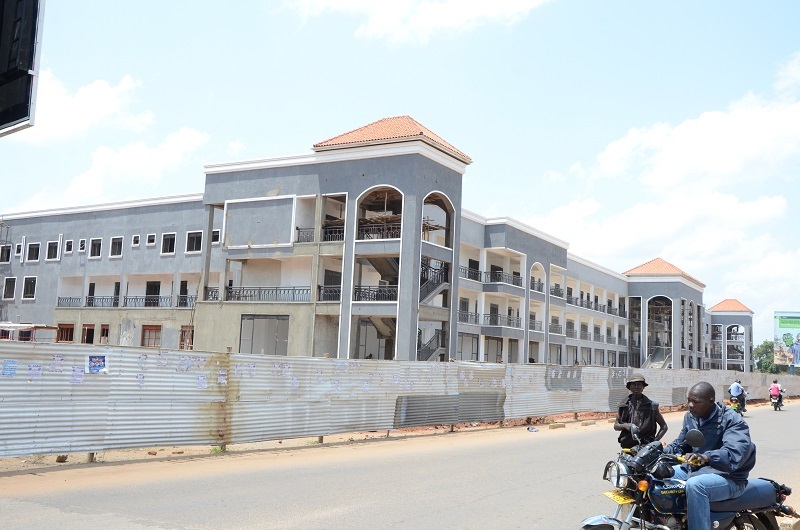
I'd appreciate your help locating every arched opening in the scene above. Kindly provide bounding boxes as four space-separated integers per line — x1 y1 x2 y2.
421 192 454 248
356 186 403 240
647 296 672 368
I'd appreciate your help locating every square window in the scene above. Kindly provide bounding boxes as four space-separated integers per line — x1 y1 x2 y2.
57 324 75 343
0 244 10 263
132 235 140 247
22 277 36 299
46 241 59 260
186 231 202 253
110 236 123 257
27 243 40 262
141 325 162 348
2 277 15 300
89 238 102 258
161 233 176 255
79 239 86 252
211 229 220 245
65 240 73 254
146 234 156 246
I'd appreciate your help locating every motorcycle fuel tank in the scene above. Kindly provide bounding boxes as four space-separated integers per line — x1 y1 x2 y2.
649 478 687 514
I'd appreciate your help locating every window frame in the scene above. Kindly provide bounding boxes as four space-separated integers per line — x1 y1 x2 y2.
185 231 203 254
131 234 140 247
78 239 86 253
2 277 16 300
64 240 73 254
141 325 162 348
89 238 102 259
161 232 176 256
211 229 220 245
146 233 156 247
46 240 60 261
14 243 22 256
57 324 75 343
0 244 10 263
109 236 124 258
22 276 37 300
26 242 40 262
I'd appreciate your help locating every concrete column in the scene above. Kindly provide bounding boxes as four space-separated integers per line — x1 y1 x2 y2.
199 205 215 301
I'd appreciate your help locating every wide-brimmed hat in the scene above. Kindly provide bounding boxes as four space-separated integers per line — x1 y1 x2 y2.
626 373 648 389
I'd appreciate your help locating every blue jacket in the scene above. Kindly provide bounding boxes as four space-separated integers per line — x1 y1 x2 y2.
663 401 755 484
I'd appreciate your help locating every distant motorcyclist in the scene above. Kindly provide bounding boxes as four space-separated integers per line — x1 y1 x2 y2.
769 379 784 408
728 379 747 412
614 373 668 449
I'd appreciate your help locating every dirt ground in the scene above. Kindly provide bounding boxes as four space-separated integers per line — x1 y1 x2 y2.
6 399 775 477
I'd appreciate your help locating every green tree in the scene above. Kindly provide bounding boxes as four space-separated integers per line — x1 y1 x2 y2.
753 339 789 374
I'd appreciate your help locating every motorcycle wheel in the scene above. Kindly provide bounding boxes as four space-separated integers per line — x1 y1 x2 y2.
774 401 779 411
735 513 769 530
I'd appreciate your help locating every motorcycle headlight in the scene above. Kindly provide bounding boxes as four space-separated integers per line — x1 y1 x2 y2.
604 461 631 489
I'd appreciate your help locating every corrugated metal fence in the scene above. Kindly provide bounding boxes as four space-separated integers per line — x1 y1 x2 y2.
0 341 795 457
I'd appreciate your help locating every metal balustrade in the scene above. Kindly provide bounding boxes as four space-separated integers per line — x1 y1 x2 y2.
322 227 345 242
295 228 315 243
566 328 577 338
57 297 82 307
357 223 401 240
482 314 521 327
458 266 482 282
549 324 563 334
550 286 564 297
529 319 543 331
353 286 398 301
484 270 523 287
318 286 341 301
124 295 173 308
530 279 544 292
227 286 311 302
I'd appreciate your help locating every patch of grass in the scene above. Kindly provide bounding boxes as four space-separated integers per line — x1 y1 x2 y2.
209 446 226 454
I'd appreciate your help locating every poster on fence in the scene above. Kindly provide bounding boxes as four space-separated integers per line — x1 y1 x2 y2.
86 355 108 374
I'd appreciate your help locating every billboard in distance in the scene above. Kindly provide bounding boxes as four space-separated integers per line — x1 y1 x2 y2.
774 312 800 368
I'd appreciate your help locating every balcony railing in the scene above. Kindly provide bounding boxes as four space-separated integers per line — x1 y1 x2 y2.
57 297 82 307
482 314 521 327
595 334 605 343
530 279 544 293
567 295 579 305
457 311 480 325
484 270 523 287
458 266 482 282
124 295 173 307
550 286 564 297
177 295 197 308
606 306 619 316
727 334 745 342
318 286 341 301
323 226 345 242
205 287 219 301
353 286 398 301
86 296 120 307
549 324 563 334
711 334 723 341
566 328 577 338
529 319 543 332
580 331 592 341
357 223 401 240
619 309 628 318
618 337 628 346
606 336 616 344
227 286 311 302
295 228 315 243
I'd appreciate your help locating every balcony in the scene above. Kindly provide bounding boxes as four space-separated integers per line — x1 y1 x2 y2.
226 286 311 302
484 270 523 287
567 295 579 305
580 331 592 341
323 226 345 242
458 266 482 282
357 223 401 240
565 328 577 338
353 285 398 301
549 324 563 334
529 319 543 332
482 314 521 328
530 279 544 293
318 286 342 301
124 295 174 308
727 334 745 342
550 286 564 297
606 336 617 344
458 311 480 325
295 228 315 243
606 306 619 316
618 337 628 346
57 295 196 308
594 334 606 343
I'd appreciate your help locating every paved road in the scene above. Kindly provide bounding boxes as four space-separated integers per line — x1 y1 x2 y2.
0 400 797 529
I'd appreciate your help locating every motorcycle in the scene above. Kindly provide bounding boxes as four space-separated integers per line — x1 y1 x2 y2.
581 428 798 529
729 395 744 416
771 390 785 411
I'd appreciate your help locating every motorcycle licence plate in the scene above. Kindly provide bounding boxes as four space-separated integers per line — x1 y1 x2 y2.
603 490 635 504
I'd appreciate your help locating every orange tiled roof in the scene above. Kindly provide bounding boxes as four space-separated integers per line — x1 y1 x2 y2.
313 116 472 164
708 299 753 313
623 257 706 288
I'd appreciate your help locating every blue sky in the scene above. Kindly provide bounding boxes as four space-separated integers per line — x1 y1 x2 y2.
2 0 799 343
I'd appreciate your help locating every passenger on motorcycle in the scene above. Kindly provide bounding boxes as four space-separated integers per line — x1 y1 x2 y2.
664 381 756 530
728 379 747 412
770 379 784 407
613 373 668 449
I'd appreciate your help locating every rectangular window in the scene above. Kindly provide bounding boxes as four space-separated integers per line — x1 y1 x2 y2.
57 324 75 343
0 244 11 263
3 277 16 299
82 324 95 344
89 238 102 258
46 241 59 260
22 277 37 299
110 236 123 257
239 315 289 355
100 324 109 344
132 234 140 247
27 243 40 262
186 231 202 253
161 233 176 255
79 239 86 252
180 325 194 350
141 325 162 348
15 243 22 256
211 229 220 244
65 240 73 254
146 233 156 246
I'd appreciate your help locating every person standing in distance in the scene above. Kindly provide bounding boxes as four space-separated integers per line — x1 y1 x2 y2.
664 382 756 530
614 373 668 449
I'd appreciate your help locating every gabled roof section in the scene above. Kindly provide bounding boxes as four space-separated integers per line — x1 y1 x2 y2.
623 257 706 288
708 299 753 313
313 116 472 165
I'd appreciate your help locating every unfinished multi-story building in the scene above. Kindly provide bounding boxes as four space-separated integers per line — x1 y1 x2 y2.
0 116 754 371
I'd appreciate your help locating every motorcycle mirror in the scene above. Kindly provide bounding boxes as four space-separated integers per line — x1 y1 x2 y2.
685 429 704 448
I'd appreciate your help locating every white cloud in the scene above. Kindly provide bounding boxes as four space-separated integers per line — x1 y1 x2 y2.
14 128 209 212
13 69 153 143
227 140 246 157
775 51 800 96
287 0 552 44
